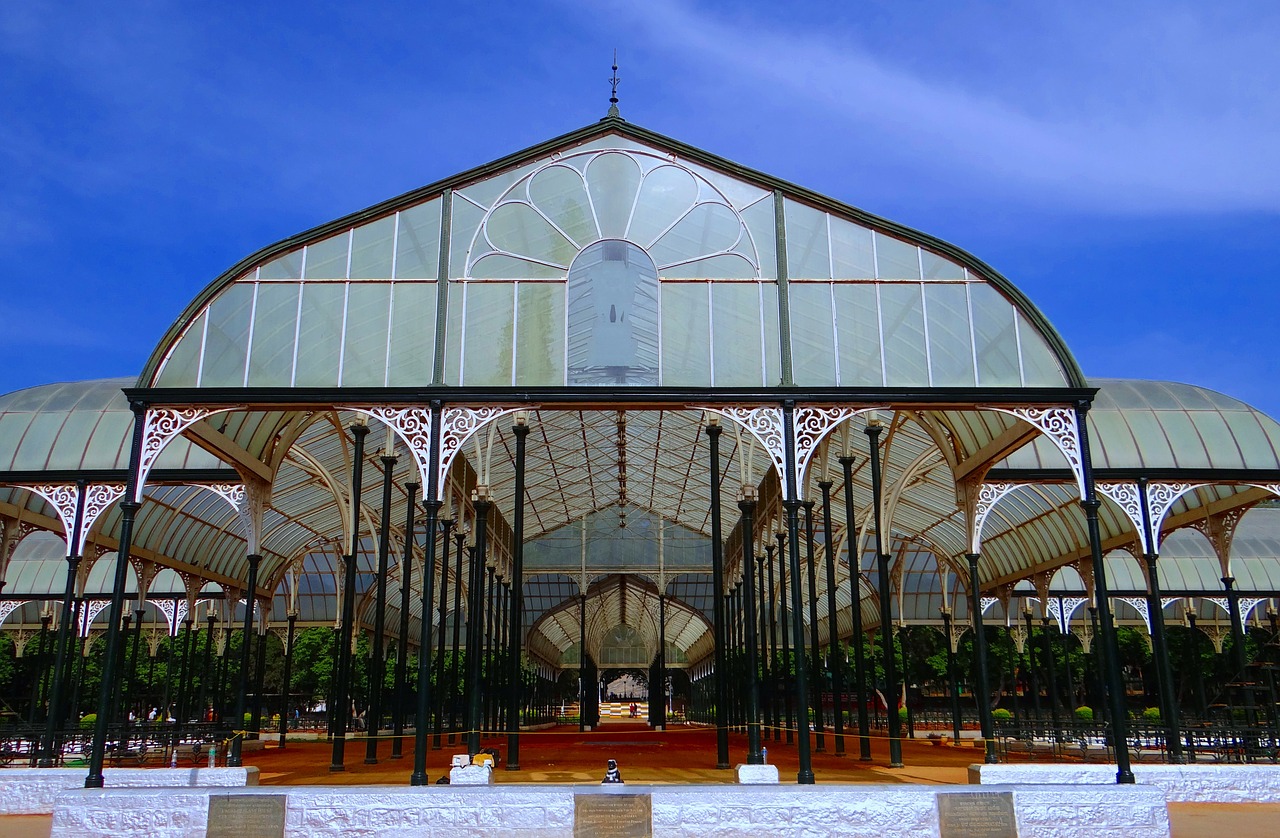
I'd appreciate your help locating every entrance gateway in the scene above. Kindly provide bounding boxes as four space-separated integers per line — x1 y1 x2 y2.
4 105 1280 837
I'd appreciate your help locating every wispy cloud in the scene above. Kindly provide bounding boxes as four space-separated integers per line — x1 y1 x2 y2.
594 0 1280 213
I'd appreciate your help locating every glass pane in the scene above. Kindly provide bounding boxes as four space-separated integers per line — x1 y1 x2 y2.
761 283 781 385
921 250 965 280
567 241 659 385
629 165 698 247
586 152 642 238
789 283 837 386
971 284 1020 387
711 283 764 386
442 282 464 385
462 282 515 385
349 216 395 279
649 203 742 268
387 282 436 386
830 216 875 279
515 283 566 386
660 283 710 386
396 200 442 279
875 232 921 280
879 284 928 386
742 198 777 280
471 254 565 279
199 283 254 387
247 283 301 386
1017 314 1068 385
155 312 205 387
341 283 392 386
924 284 975 386
484 203 575 269
659 253 756 279
294 284 345 386
833 283 882 385
528 164 597 248
259 250 301 280
13 412 64 470
304 232 350 279
784 199 831 279
450 198 486 279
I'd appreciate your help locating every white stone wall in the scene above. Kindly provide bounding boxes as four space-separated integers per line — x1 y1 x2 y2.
970 763 1280 803
51 781 1170 837
0 766 257 815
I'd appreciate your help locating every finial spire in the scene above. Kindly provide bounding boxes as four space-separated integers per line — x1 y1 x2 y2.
606 50 621 119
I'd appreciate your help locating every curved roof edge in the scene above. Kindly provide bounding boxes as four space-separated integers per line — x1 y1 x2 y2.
138 116 1087 389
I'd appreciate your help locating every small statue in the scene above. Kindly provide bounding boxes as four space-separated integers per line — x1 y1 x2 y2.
601 758 623 784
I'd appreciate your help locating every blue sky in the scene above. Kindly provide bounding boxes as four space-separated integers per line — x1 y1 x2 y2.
3 1 1277 418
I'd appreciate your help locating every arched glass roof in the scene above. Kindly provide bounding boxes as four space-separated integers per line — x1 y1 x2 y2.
141 119 1080 391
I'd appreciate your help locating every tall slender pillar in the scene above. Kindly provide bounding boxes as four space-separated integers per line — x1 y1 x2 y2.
966 554 998 764
777 530 794 745
391 480 418 760
408 400 443 785
655 591 667 730
176 618 195 728
578 593 587 733
365 447 397 764
448 531 465 744
738 492 764 763
781 402 814 783
941 609 963 742
1023 608 1041 721
1223 576 1247 673
278 612 296 750
41 483 86 767
330 418 369 772
1076 403 1135 784
251 625 267 735
465 492 491 756
765 541 779 741
507 416 529 769
803 501 824 752
838 455 872 761
818 480 846 756
705 421 731 769
229 555 260 768
865 420 902 768
432 515 453 749
1136 479 1183 762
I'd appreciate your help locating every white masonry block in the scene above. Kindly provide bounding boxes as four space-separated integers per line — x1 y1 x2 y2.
735 763 780 784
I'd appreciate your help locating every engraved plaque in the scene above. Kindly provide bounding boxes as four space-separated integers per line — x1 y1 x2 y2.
207 794 286 838
574 793 652 838
937 791 1018 838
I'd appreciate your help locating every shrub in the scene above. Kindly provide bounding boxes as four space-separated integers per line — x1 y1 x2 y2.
1141 707 1162 723
79 713 97 730
1074 706 1094 722
992 708 1013 722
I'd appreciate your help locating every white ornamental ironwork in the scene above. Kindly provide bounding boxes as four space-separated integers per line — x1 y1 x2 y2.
792 406 876 500
1096 482 1145 549
1046 596 1088 633
437 406 531 501
0 600 28 627
1117 597 1152 632
138 407 242 501
1146 482 1203 552
80 600 111 637
980 597 999 616
152 599 179 636
693 405 787 490
981 406 1084 494
1252 483 1280 501
341 406 439 495
970 482 1022 553
18 484 122 556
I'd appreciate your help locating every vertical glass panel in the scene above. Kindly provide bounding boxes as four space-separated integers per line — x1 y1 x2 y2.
783 199 831 279
387 282 436 386
1016 314 1068 386
629 166 698 247
761 283 781 385
567 241 659 385
461 282 515 385
199 283 254 387
741 198 777 280
924 284 975 386
395 200 442 279
789 283 837 386
304 232 350 279
247 283 301 386
830 216 875 279
341 283 392 386
515 283 566 386
879 284 929 386
660 283 711 386
528 164 598 247
970 284 1020 387
874 233 922 280
711 283 764 386
259 250 301 280
441 282 464 385
349 216 395 279
586 152 642 238
921 250 965 280
155 312 205 387
483 203 575 269
450 198 486 279
294 284 345 386
833 284 882 385
649 203 742 268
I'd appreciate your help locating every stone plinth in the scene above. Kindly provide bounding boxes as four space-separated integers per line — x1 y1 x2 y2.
0 766 257 815
735 763 780 784
971 762 1280 803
